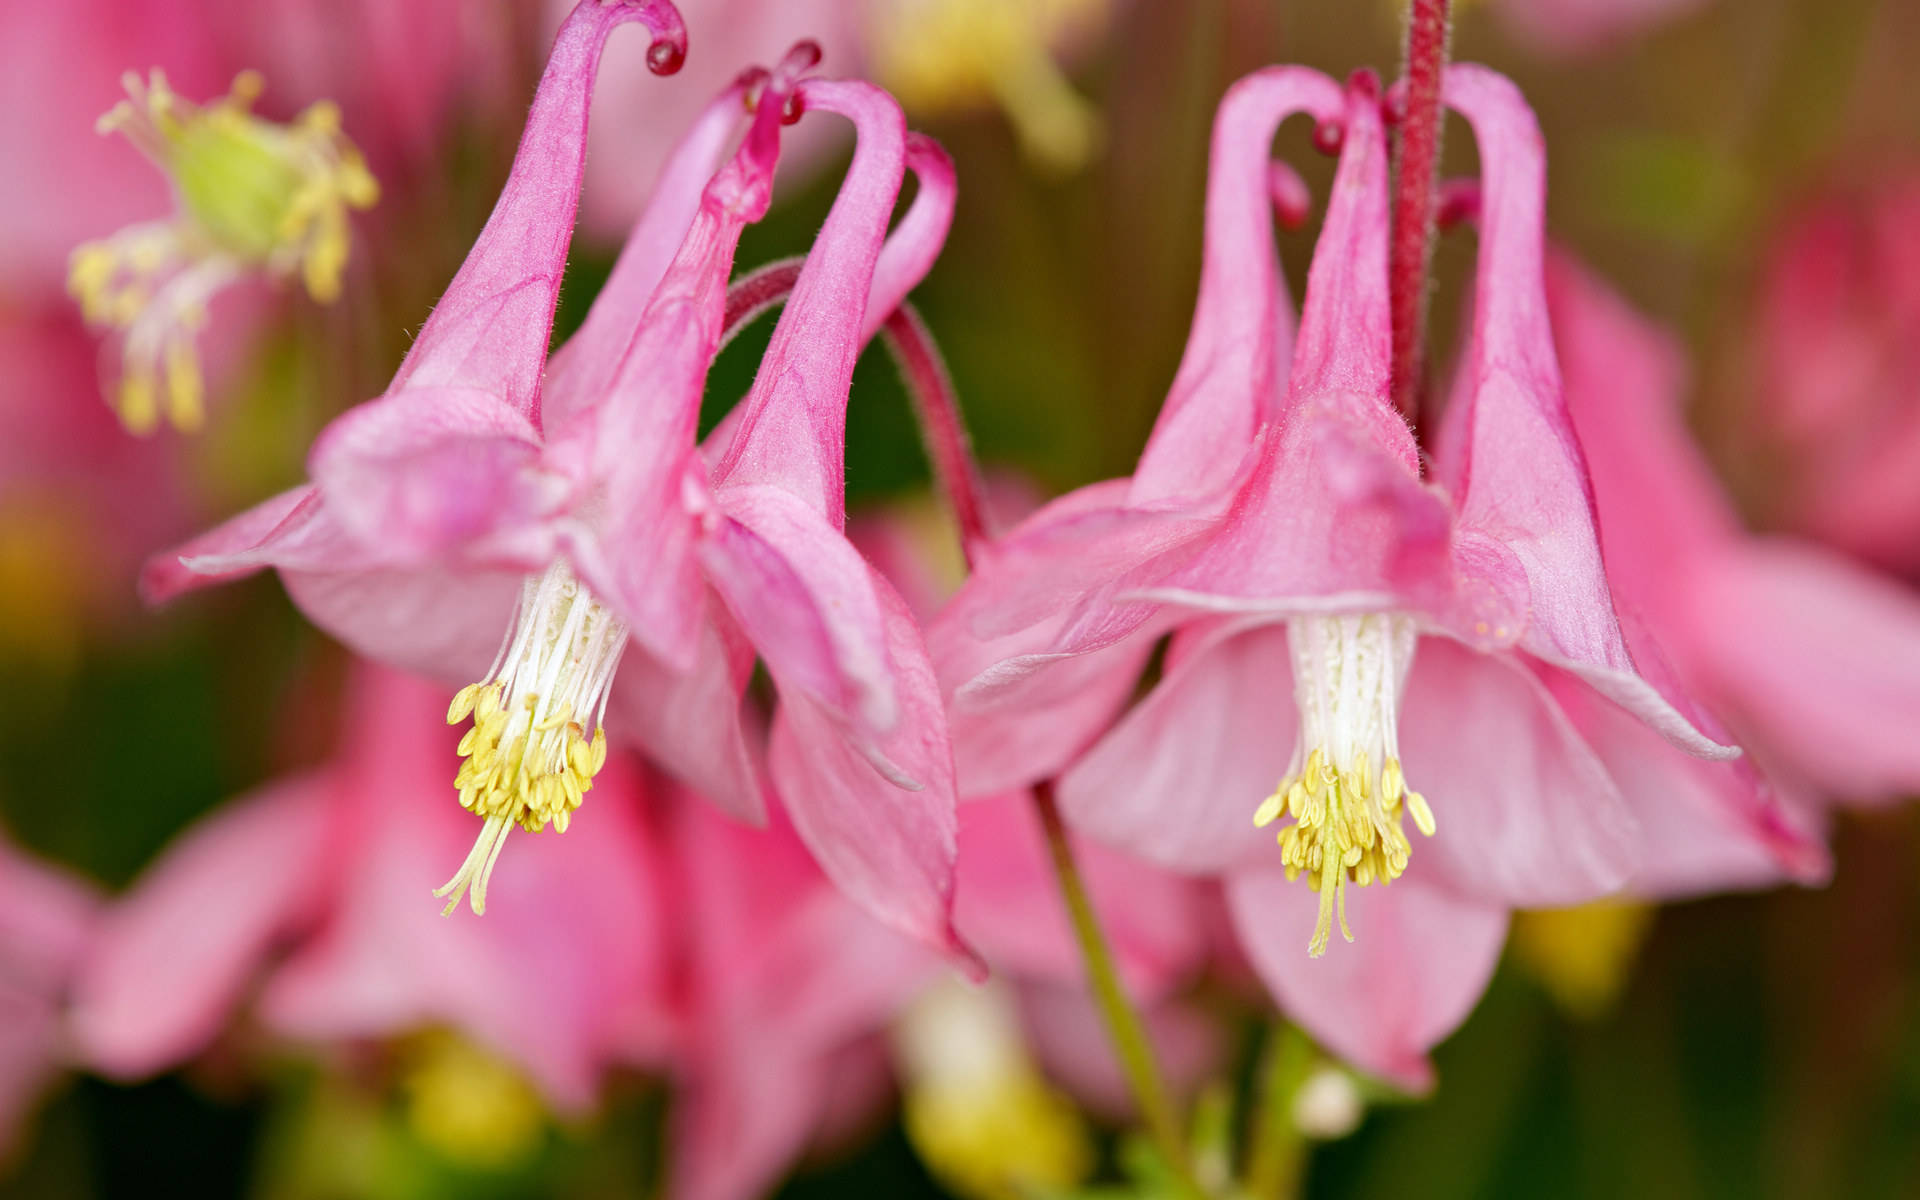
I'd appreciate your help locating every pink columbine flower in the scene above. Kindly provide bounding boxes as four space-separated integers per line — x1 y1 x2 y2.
72 662 670 1112
1751 168 1920 579
1550 250 1920 882
1488 0 1709 56
930 65 1737 1082
144 1 974 968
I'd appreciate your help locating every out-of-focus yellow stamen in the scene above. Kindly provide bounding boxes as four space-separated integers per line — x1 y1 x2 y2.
896 981 1094 1200
868 0 1107 172
66 69 378 434
1511 900 1655 1020
399 1031 546 1170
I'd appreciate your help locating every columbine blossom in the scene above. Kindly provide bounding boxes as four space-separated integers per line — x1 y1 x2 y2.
144 0 973 968
928 65 1741 1081
68 68 378 433
1549 250 1920 881
0 836 98 1159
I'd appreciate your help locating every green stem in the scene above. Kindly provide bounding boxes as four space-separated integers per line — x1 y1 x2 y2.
1244 1023 1315 1199
1032 780 1201 1194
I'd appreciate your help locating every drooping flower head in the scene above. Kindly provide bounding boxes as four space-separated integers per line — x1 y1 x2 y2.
929 62 1744 1079
68 68 378 433
145 1 975 969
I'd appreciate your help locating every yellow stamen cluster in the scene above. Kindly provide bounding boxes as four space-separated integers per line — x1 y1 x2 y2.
434 682 608 917
869 0 1106 172
1255 747 1435 957
67 69 377 434
399 1031 546 1170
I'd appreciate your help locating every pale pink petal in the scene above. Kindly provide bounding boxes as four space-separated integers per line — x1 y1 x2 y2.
282 564 522 688
306 386 555 560
72 773 339 1078
1226 867 1508 1089
1130 67 1344 505
1437 65 1728 760
139 486 336 601
1677 540 1920 801
607 605 766 825
386 0 687 423
1541 648 1829 896
262 753 668 1112
0 840 99 1155
767 574 977 974
711 79 907 524
703 483 900 738
955 793 1207 995
1399 638 1640 907
1060 620 1294 874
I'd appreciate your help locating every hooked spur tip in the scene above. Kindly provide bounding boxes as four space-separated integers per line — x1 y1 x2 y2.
1269 160 1313 230
646 36 686 76
1346 67 1382 100
1312 117 1345 156
781 91 805 125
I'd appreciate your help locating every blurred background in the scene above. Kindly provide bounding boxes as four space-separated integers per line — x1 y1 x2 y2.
2 0 1917 1196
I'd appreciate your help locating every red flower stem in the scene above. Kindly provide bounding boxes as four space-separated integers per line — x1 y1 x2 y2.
723 261 992 566
1389 0 1453 425
877 304 992 568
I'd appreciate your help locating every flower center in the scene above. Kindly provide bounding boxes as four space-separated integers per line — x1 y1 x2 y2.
68 69 378 433
1253 613 1434 957
435 560 627 916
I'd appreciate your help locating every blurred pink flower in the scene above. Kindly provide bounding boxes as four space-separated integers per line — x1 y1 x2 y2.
931 65 1736 1085
1489 0 1709 56
1753 169 1920 578
145 4 975 970
71 663 669 1111
1551 250 1920 879
0 837 99 1162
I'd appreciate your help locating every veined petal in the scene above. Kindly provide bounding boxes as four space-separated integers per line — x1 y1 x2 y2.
767 575 977 975
1130 67 1345 505
140 484 324 601
1436 66 1727 759
72 772 339 1078
702 483 899 739
1059 619 1293 873
386 0 687 423
1399 638 1640 907
307 386 556 560
1226 866 1508 1090
710 78 908 525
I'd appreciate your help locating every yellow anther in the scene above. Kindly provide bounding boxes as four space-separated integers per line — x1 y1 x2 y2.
1254 789 1287 827
68 68 377 434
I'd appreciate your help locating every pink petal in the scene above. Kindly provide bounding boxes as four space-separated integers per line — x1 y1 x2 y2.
140 486 352 602
263 751 668 1112
766 574 977 975
703 483 900 739
954 793 1207 995
282 564 523 689
1128 67 1345 505
864 133 956 342
543 82 748 433
0 838 99 1153
1436 66 1729 760
710 79 907 524
307 386 555 561
386 0 686 424
72 773 339 1078
607 605 766 825
1540 647 1829 896
1060 619 1294 874
1226 866 1508 1089
1399 638 1640 907
1677 540 1920 801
